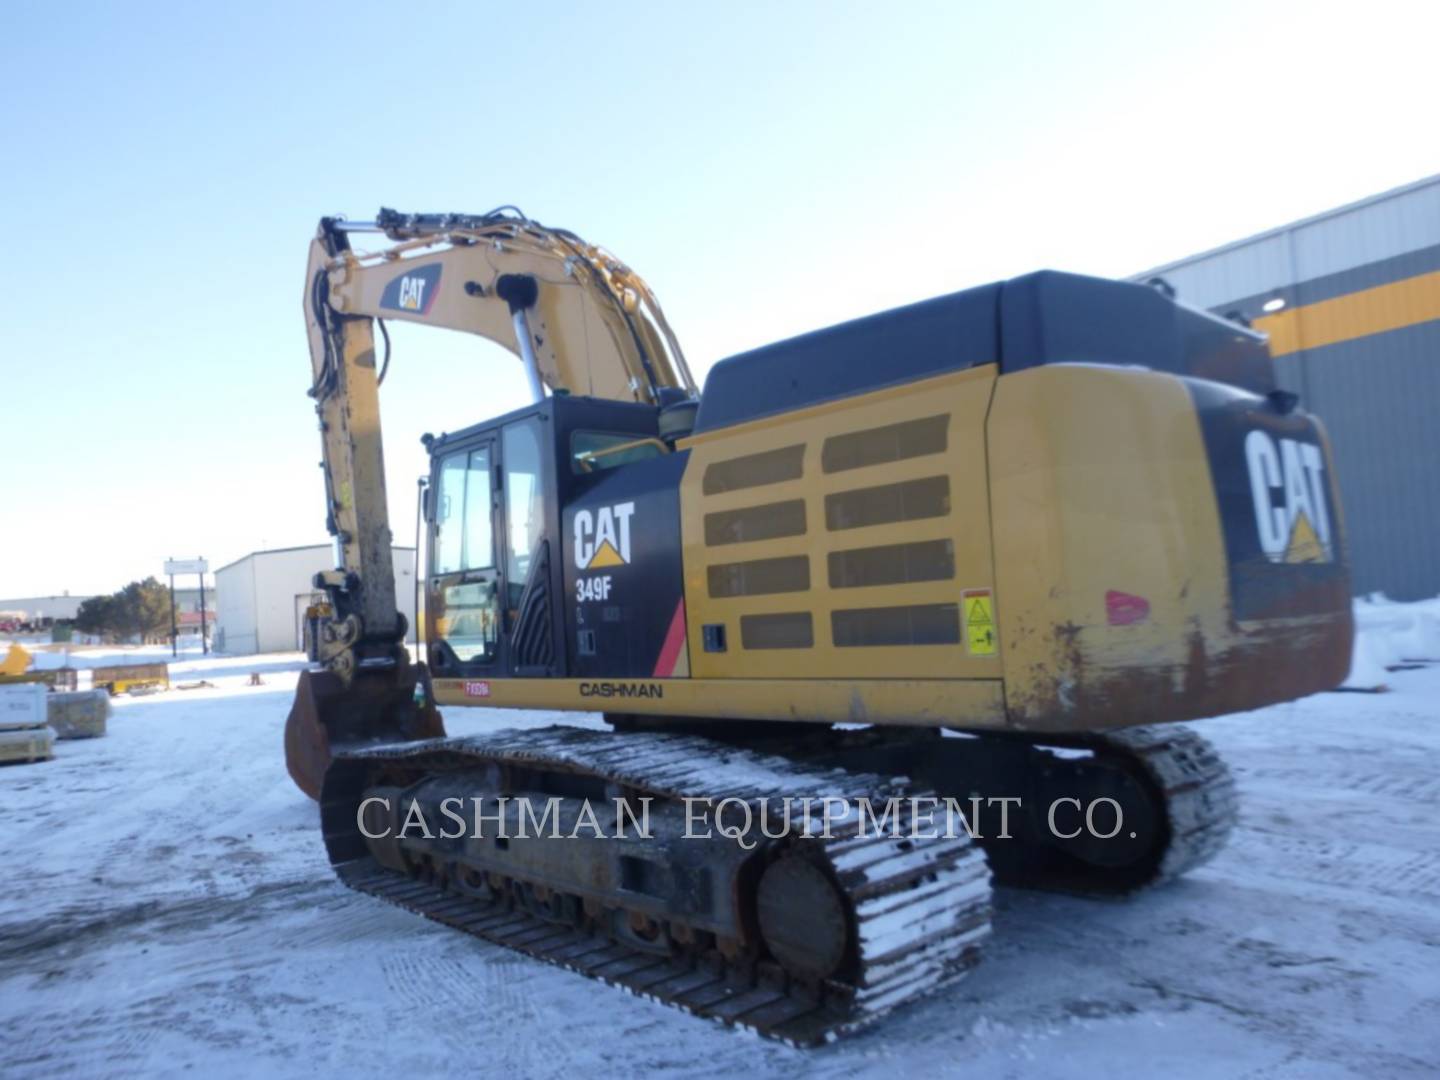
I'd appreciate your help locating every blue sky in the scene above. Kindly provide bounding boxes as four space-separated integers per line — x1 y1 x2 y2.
1 0 1435 597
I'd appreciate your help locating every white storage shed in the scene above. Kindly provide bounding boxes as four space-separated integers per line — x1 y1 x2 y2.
213 544 417 655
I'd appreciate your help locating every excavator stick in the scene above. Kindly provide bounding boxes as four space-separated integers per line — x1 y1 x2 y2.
284 664 445 800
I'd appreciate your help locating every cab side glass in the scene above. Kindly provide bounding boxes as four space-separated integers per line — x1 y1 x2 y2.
571 430 664 474
503 422 543 596
434 453 467 575
462 446 495 571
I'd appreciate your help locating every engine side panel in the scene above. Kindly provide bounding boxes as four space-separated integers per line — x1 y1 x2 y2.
678 364 1001 682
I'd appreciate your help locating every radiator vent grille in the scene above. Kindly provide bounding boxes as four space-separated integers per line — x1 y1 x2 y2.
821 414 948 473
828 539 955 589
707 556 811 598
702 444 805 495
825 475 950 531
740 612 815 650
704 499 807 546
832 603 961 648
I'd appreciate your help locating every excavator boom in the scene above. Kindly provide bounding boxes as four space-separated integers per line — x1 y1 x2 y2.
287 208 695 796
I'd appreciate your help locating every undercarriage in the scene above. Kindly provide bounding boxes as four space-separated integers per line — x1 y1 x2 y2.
319 721 1235 1045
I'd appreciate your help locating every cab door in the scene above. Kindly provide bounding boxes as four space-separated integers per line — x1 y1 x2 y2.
496 418 558 675
426 416 561 679
427 438 503 674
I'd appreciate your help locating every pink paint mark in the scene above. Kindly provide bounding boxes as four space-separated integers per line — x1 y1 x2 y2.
1106 590 1150 626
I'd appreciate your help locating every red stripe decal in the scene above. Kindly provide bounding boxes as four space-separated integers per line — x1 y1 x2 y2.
652 599 687 678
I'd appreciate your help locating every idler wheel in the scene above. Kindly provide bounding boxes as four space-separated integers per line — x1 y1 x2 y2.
755 853 852 981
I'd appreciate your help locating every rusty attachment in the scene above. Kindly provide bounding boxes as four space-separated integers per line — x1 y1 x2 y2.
284 665 445 800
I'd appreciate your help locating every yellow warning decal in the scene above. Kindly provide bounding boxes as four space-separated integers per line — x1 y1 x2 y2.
962 589 997 656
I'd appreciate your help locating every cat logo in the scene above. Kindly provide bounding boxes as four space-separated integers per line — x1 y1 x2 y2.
574 501 635 570
379 262 442 316
1244 430 1333 564
397 277 428 311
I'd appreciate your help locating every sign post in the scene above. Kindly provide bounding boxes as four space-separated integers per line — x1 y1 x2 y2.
167 563 177 657
163 558 209 657
199 572 208 655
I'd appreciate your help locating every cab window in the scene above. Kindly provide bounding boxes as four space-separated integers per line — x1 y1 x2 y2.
571 431 665 474
434 446 494 575
502 421 544 599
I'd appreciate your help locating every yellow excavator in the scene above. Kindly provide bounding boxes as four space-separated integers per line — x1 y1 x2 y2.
286 207 1353 1044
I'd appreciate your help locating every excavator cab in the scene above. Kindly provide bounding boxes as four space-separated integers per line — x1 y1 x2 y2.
423 394 684 683
285 391 681 796
426 410 565 679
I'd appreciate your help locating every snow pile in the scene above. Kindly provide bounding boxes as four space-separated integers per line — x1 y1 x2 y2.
1344 595 1440 691
23 649 72 671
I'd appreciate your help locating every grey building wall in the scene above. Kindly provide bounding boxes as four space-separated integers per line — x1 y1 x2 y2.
0 595 94 621
1134 175 1440 601
214 544 417 655
214 558 259 655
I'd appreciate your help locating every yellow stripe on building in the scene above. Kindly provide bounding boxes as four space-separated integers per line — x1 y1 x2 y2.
1254 269 1440 356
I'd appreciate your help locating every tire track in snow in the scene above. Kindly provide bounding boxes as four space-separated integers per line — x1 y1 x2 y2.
382 946 577 1075
0 879 333 968
1227 826 1440 899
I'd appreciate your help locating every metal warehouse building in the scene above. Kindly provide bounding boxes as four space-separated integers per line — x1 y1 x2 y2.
0 594 93 623
214 544 417 655
1134 175 1440 600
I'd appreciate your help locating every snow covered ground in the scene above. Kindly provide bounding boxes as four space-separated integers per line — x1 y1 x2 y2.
1 639 1437 1078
